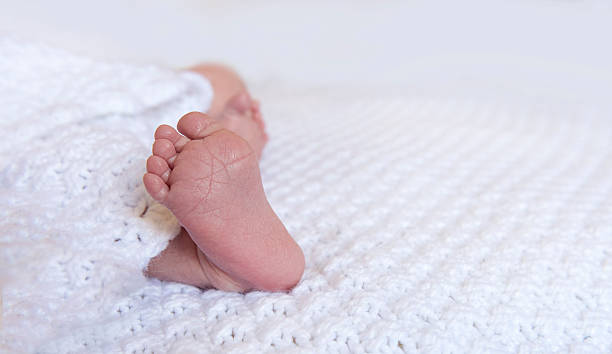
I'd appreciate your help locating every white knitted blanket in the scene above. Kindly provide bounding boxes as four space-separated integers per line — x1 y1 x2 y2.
1 38 612 353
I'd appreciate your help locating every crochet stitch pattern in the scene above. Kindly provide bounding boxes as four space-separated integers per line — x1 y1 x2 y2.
1 38 611 353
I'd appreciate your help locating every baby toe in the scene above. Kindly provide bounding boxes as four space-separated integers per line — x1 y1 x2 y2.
154 124 178 140
143 173 169 203
250 99 266 130
177 111 223 140
155 124 190 152
152 139 177 165
146 155 171 182
226 93 251 114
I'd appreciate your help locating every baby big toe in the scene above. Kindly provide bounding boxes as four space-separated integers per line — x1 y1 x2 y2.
177 111 223 140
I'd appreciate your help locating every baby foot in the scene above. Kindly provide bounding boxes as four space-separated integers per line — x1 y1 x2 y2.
143 112 304 292
214 93 268 159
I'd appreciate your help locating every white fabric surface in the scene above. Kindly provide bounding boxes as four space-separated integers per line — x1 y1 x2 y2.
2 38 612 353
0 37 214 352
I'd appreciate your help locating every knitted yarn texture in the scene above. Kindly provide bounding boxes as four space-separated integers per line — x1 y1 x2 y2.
1 38 611 353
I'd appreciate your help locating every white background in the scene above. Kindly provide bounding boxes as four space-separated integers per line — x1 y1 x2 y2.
2 0 611 107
